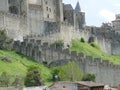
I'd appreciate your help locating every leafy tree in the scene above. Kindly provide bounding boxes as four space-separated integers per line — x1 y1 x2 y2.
51 61 83 81
0 72 10 87
82 73 96 82
51 68 60 81
24 65 43 87
12 76 23 87
0 30 13 50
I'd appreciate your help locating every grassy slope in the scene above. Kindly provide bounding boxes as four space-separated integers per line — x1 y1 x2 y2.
0 50 52 86
71 40 120 65
0 40 120 85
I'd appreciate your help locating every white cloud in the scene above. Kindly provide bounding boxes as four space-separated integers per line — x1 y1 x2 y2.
114 3 120 7
99 9 115 21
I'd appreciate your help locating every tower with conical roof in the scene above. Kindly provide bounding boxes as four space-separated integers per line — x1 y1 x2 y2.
75 1 81 12
74 1 85 29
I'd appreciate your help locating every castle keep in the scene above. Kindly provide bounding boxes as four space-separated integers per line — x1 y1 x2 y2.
0 0 85 42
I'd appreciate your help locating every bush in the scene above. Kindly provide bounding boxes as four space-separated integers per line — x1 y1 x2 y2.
51 61 83 81
24 65 43 87
54 40 64 48
82 73 96 82
90 43 96 47
90 42 100 50
0 72 10 87
80 38 85 43
12 76 23 87
0 30 13 50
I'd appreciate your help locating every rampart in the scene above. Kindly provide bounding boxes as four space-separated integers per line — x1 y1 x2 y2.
0 12 28 41
86 26 120 55
1 10 120 55
13 38 120 86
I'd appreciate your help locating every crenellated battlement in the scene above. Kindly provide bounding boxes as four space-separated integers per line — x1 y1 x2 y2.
13 39 120 86
1 0 120 86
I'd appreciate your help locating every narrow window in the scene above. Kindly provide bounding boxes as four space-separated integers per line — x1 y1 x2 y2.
47 14 49 18
45 1 47 4
46 7 48 11
49 8 51 12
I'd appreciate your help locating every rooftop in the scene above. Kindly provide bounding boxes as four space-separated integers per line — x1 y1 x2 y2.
77 81 104 87
75 1 81 12
64 4 73 10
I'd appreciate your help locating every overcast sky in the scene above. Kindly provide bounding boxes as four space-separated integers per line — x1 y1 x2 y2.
63 0 120 26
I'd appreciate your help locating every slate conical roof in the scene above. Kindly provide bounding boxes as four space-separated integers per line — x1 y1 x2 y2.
75 1 81 12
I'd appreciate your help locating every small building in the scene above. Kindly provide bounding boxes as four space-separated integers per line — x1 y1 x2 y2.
49 81 104 90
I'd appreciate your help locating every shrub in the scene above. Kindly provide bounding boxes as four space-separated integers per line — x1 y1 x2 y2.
24 65 43 87
0 30 13 50
90 42 100 50
51 61 83 81
90 43 96 47
54 40 64 48
0 72 10 87
82 73 96 82
12 76 23 87
80 38 85 43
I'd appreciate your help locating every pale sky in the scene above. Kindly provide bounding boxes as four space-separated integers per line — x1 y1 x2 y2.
63 0 120 26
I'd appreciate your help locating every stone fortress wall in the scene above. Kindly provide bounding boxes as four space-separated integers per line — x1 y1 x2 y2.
0 9 120 56
0 0 120 87
0 12 28 40
0 0 120 55
27 21 120 55
13 38 120 86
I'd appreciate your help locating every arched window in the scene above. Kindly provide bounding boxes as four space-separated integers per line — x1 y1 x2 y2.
9 6 19 14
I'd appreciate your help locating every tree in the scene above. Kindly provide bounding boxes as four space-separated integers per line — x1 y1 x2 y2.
12 76 22 87
0 30 13 50
52 61 83 81
24 65 43 87
0 72 10 87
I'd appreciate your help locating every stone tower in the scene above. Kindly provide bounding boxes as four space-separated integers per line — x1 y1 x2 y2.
56 0 63 22
42 0 57 22
40 0 63 22
0 0 9 12
112 14 120 33
8 0 28 16
74 1 85 29
63 4 74 25
75 1 81 12
0 0 28 16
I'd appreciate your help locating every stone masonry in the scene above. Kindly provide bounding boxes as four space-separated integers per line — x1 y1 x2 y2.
13 38 120 86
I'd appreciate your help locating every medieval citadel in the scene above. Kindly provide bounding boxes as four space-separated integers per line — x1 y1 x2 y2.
0 0 120 86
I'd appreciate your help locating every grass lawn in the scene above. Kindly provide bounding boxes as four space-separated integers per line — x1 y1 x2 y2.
0 50 52 86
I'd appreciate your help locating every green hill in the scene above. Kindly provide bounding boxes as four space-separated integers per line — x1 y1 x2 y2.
0 50 52 86
0 40 120 86
71 40 120 65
